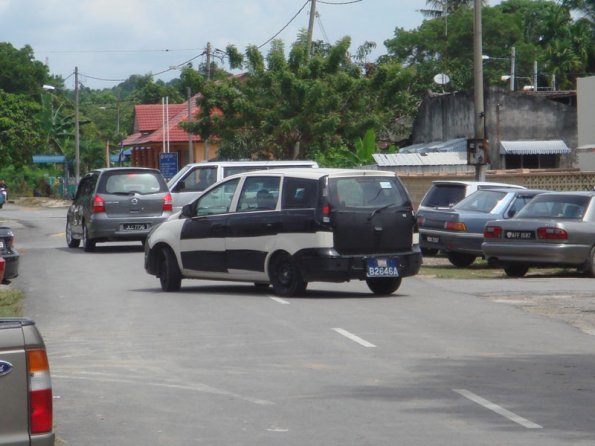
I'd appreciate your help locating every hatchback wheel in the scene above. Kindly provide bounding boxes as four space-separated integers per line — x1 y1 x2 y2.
504 265 529 277
269 253 307 297
65 220 80 248
159 247 182 291
366 277 402 295
82 223 96 252
583 247 595 278
447 252 476 267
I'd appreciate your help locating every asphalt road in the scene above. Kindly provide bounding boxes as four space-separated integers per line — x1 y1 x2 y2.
3 201 595 445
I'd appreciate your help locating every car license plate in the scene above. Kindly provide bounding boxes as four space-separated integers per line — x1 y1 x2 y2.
505 231 534 240
366 258 399 277
122 223 149 231
426 235 440 243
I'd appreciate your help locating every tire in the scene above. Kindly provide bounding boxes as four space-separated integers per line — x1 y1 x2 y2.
159 247 182 291
269 253 307 297
504 265 529 277
82 222 96 252
582 247 595 278
65 220 80 248
421 247 439 256
366 277 402 295
447 252 476 267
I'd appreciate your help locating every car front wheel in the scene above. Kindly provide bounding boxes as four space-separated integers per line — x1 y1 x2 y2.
366 277 402 295
159 247 182 291
66 220 80 248
269 253 307 297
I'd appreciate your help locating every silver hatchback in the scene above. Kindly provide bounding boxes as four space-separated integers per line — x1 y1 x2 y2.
66 167 172 252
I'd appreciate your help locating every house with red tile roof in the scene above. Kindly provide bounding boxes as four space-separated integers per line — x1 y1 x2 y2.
121 95 218 171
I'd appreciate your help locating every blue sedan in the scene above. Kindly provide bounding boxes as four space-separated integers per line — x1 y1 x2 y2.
417 188 545 267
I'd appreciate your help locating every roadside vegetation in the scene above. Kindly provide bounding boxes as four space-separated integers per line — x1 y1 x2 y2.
0 288 23 317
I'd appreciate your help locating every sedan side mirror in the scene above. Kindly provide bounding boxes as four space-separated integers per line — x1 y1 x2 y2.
181 203 193 218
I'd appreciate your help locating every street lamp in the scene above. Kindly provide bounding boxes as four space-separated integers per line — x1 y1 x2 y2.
482 47 516 91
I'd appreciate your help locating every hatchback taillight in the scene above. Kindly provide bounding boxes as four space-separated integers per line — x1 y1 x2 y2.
321 203 331 224
27 348 53 434
484 225 502 238
92 195 106 213
163 193 173 212
537 227 568 240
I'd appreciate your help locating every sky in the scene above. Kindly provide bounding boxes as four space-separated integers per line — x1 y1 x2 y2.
0 0 494 90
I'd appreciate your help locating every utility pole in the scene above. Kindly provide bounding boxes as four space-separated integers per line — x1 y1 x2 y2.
74 66 80 184
306 0 317 59
510 47 516 91
472 0 486 181
187 87 194 164
206 42 212 80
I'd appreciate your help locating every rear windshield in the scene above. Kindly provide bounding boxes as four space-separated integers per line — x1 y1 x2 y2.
100 171 167 195
421 184 466 208
329 176 409 209
516 195 589 219
455 190 507 213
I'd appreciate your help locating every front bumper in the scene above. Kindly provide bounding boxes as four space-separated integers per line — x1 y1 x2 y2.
295 247 422 282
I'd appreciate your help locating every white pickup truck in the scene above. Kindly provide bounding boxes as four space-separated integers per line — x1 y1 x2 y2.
0 318 54 445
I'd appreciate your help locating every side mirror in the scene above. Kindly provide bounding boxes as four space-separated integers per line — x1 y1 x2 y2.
172 180 185 192
181 203 193 218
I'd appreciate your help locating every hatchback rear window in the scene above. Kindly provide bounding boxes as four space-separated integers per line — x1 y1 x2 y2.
329 177 408 209
101 172 166 195
421 184 466 208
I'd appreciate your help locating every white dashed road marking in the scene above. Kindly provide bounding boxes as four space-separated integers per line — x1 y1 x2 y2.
453 389 543 429
332 328 376 348
270 296 290 304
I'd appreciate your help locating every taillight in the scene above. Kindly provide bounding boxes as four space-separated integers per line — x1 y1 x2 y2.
163 193 173 212
416 215 425 226
27 348 53 434
484 225 502 238
321 203 331 224
537 227 568 240
444 221 467 231
92 195 106 213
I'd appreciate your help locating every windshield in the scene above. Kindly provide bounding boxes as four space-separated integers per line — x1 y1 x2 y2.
455 190 507 213
516 195 589 219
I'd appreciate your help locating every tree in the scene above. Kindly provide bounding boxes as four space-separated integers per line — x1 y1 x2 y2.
0 43 51 96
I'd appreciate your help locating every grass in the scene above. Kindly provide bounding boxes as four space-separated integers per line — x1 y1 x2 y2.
419 256 572 279
0 288 23 316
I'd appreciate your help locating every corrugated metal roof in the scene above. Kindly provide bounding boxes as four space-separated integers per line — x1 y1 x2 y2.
500 140 571 155
399 138 467 153
373 152 467 167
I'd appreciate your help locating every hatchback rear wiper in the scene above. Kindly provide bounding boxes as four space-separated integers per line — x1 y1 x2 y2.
368 203 397 219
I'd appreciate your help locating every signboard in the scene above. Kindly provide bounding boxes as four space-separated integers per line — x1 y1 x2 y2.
467 138 489 165
159 152 179 180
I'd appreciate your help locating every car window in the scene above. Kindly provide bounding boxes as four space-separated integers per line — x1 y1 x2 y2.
195 178 240 216
507 195 535 217
182 166 217 192
282 178 318 209
330 177 408 209
236 176 281 211
102 172 164 195
421 184 466 208
516 195 590 219
455 190 506 213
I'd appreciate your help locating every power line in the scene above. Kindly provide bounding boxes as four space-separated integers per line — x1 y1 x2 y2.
38 47 204 54
257 0 310 49
318 0 362 4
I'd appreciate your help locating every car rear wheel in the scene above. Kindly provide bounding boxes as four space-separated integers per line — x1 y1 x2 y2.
159 247 181 291
269 253 307 297
82 222 96 252
447 252 476 267
504 265 529 277
366 277 402 295
65 220 80 248
583 247 595 278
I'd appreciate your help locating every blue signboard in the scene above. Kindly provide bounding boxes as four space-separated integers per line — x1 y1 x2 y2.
159 152 179 180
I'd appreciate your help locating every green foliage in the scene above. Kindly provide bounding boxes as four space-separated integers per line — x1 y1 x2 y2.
0 43 51 96
0 164 62 196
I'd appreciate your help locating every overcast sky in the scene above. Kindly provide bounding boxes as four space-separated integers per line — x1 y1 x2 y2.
0 0 494 90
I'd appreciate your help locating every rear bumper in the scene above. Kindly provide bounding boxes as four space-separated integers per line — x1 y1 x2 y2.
420 229 483 255
295 247 422 282
482 242 590 267
2 250 19 280
88 215 168 242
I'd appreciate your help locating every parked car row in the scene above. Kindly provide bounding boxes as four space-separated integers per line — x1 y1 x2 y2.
417 180 595 278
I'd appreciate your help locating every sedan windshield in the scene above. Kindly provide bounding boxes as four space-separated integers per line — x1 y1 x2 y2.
516 195 589 219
